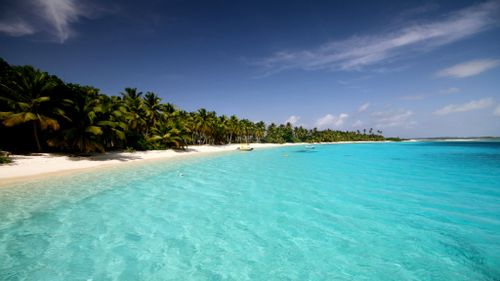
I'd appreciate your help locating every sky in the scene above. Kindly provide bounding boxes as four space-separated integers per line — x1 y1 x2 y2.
1 0 500 138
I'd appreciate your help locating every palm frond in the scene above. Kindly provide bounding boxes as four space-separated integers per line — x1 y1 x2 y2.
85 126 103 136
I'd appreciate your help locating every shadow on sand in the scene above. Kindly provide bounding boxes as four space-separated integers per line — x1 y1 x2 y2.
65 153 142 162
65 148 198 162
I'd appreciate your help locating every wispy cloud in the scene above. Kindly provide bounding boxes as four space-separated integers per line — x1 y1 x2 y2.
358 102 371 112
285 115 301 126
439 87 461 95
0 20 35 36
315 113 349 129
436 59 500 78
372 109 415 128
0 0 108 43
38 0 90 43
256 1 500 74
434 98 494 115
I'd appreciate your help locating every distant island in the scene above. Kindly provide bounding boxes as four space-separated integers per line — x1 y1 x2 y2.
0 57 398 163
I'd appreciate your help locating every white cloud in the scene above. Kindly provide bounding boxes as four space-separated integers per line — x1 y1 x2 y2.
0 0 106 43
372 109 415 128
0 20 35 36
257 1 500 74
434 98 494 115
38 0 88 43
285 115 301 125
492 104 500 116
436 59 500 78
315 113 349 129
358 102 370 112
439 87 461 95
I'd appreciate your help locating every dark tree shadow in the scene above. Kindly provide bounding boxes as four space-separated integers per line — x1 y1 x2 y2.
65 152 143 162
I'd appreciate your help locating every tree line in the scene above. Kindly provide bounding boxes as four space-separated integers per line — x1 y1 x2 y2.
0 58 391 154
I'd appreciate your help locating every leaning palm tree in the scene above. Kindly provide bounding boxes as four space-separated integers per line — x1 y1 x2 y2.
0 66 67 151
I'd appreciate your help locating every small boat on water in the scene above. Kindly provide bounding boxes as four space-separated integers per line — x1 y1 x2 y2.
304 145 315 149
238 144 254 151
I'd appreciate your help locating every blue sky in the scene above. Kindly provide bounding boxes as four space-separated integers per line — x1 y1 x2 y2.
1 0 500 137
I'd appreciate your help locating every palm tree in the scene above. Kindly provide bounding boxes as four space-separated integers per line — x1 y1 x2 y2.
215 115 229 144
194 108 216 144
149 111 190 149
142 91 163 135
254 121 266 143
226 115 239 143
0 66 67 151
239 119 254 144
121 87 143 100
161 102 176 115
48 85 128 153
294 126 309 142
121 87 145 132
48 85 105 153
98 95 128 149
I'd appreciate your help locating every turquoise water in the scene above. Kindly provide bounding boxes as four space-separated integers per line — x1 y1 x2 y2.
1 142 500 280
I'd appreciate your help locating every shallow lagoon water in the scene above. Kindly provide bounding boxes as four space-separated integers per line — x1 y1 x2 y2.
1 142 500 280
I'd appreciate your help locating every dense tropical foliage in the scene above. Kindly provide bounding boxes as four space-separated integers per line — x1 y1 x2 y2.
0 58 394 154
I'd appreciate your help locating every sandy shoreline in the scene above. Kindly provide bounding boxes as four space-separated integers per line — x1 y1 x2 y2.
0 141 391 185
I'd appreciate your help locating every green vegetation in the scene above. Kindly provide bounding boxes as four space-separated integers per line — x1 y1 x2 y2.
385 137 404 142
0 58 388 153
0 154 11 164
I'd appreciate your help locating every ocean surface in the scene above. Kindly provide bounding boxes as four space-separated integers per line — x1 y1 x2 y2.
1 141 500 280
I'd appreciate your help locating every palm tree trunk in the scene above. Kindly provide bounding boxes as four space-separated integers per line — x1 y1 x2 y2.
33 122 42 151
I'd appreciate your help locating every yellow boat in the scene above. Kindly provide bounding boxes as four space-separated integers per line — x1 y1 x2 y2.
238 144 254 151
